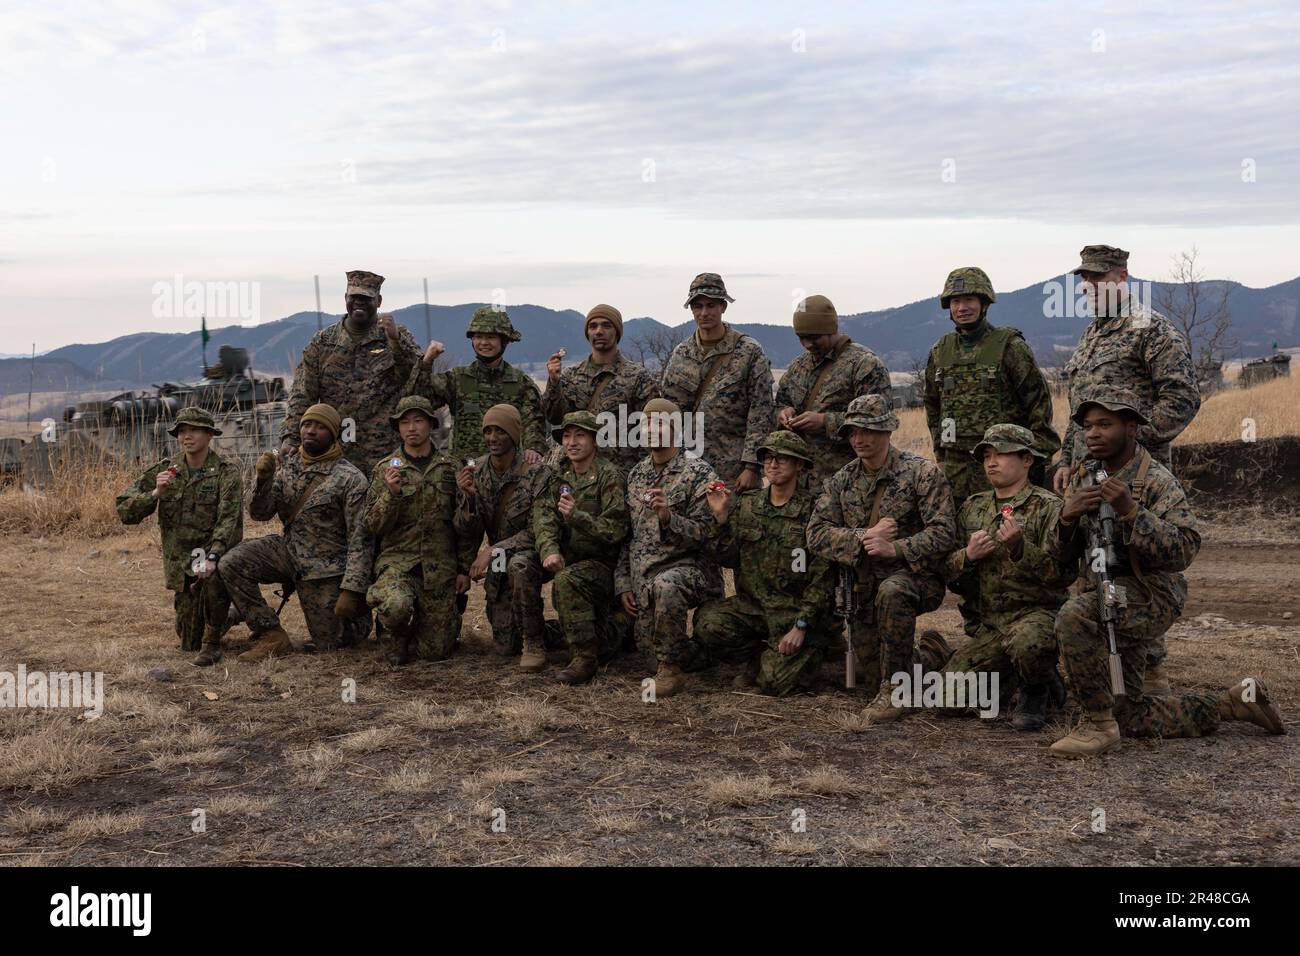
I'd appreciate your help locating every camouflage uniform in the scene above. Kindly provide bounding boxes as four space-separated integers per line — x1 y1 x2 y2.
695 431 837 696
542 353 659 476
616 450 723 668
807 396 956 687
1061 247 1201 472
775 335 893 492
454 454 553 655
364 399 477 660
941 426 1074 705
404 307 550 463
1047 392 1219 738
533 422 630 662
282 274 422 478
215 451 372 650
924 268 1059 503
115 409 244 652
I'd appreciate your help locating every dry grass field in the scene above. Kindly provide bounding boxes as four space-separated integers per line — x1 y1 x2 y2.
1 375 1298 867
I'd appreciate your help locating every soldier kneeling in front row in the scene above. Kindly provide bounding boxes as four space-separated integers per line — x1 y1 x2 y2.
1046 387 1285 758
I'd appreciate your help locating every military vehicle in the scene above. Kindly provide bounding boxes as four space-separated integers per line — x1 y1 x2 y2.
20 346 288 486
1239 353 1291 390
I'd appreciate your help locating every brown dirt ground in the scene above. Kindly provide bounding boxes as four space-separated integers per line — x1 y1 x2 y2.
1 509 1297 867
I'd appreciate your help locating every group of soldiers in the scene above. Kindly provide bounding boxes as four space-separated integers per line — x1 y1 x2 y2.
117 248 1286 759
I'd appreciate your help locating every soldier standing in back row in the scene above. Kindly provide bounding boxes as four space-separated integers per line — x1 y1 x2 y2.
116 407 243 664
775 294 892 493
924 267 1059 503
660 273 775 490
543 304 660 477
282 270 422 477
1053 245 1202 696
406 306 550 466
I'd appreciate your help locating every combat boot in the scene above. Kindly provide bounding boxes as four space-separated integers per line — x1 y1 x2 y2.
917 629 954 672
1142 661 1171 696
650 663 686 698
191 625 223 667
386 632 411 666
861 681 905 724
237 627 293 663
519 636 547 673
1011 684 1049 731
556 654 597 685
731 656 761 690
1049 709 1121 758
1219 679 1286 735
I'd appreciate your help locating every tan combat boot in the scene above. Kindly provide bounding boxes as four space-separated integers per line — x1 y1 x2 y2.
519 636 548 673
1220 679 1286 735
650 663 686 698
556 654 597 685
192 625 223 667
1049 709 1121 758
1142 661 1172 696
861 681 905 725
237 627 294 663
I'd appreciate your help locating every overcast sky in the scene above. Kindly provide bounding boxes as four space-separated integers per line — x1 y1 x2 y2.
2 0 1298 352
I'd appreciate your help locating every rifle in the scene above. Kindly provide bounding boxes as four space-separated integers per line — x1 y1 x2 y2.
838 565 856 689
1083 468 1126 696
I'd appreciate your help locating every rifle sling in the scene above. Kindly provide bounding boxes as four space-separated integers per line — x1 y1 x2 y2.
800 349 839 413
285 472 328 528
692 349 729 408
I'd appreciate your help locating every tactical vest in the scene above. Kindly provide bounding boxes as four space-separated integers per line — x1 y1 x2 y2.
450 363 531 462
933 324 1023 448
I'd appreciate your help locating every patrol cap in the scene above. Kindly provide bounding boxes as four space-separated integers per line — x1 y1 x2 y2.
1072 245 1130 276
836 393 899 436
554 409 602 439
1070 385 1150 426
971 423 1044 460
168 406 222 436
390 395 439 427
793 294 838 336
345 270 385 298
757 429 814 464
684 272 734 308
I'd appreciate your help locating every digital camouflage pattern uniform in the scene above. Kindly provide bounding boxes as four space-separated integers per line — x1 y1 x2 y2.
941 425 1074 708
925 268 1059 503
807 396 956 688
454 453 553 655
661 276 775 483
283 273 422 478
542 353 659 476
216 451 372 650
1048 393 1220 738
364 398 478 661
776 336 892 492
1061 246 1201 472
534 413 631 663
616 448 723 668
404 307 550 463
115 409 244 652
695 431 837 696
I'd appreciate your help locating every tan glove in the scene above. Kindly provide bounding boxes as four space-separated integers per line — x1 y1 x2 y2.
255 451 277 479
333 589 366 619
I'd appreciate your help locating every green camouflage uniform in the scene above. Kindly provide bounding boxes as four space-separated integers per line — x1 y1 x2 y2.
941 432 1074 705
1048 444 1219 739
616 451 723 668
533 442 630 661
404 307 550 463
660 325 775 483
696 433 837 696
364 440 477 661
283 321 422 478
215 451 372 650
807 397 956 686
454 454 553 654
116 439 244 652
775 338 892 492
542 352 660 477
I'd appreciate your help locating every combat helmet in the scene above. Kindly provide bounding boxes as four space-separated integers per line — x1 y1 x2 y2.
940 267 996 310
466 305 521 343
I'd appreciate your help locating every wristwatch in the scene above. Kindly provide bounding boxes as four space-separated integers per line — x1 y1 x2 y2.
794 618 809 631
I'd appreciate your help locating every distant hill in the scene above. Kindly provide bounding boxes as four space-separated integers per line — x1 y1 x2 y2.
4 276 1297 393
